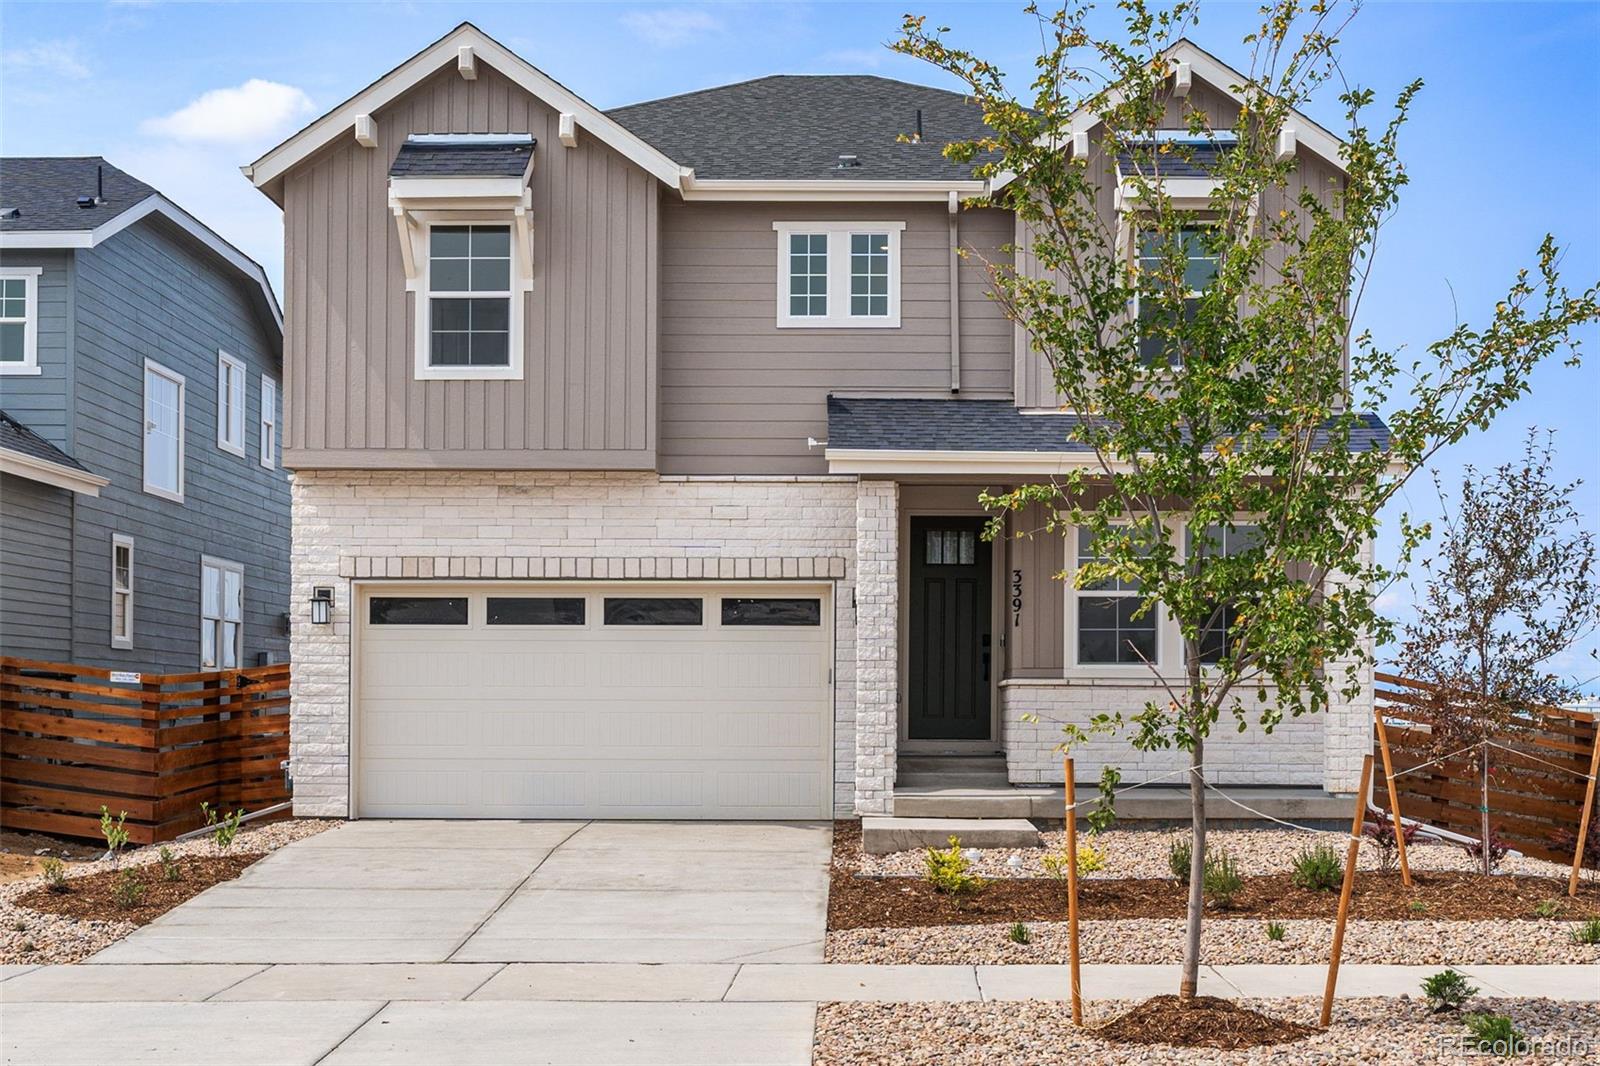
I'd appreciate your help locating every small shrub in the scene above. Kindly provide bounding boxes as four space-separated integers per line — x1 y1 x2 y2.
1203 849 1244 908
1265 920 1287 942
924 836 987 901
11 919 26 933
1077 840 1108 873
158 846 183 883
1531 897 1563 920
19 939 36 954
1460 828 1509 873
1421 968 1478 1013
1168 836 1193 882
1008 921 1031 944
1408 900 1430 915
1290 844 1343 892
38 857 69 895
1363 809 1419 873
1463 1013 1524 1057
1570 917 1600 946
113 869 146 909
201 802 246 852
99 805 130 860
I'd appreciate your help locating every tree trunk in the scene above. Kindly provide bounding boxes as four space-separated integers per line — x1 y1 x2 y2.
1179 730 1206 1000
1479 742 1492 876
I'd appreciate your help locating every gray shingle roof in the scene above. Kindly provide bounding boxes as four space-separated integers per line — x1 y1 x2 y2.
0 157 156 232
605 75 992 181
389 139 536 178
0 411 93 472
827 397 1391 453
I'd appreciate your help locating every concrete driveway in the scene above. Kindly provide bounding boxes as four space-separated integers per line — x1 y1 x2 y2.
90 820 831 966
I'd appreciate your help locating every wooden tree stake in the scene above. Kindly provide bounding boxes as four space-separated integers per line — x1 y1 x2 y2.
1321 753 1374 1029
1063 755 1083 1026
1372 708 1412 886
1569 728 1600 897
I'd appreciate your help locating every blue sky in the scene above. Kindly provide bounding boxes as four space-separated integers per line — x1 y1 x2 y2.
4 1 1597 688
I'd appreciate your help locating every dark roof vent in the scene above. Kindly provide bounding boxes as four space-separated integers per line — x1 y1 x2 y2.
836 154 860 169
0 208 18 221
76 165 106 208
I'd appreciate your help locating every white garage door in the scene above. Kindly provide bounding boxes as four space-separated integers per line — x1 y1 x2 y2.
355 583 833 819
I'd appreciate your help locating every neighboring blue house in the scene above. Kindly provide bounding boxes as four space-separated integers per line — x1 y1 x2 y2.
0 157 289 672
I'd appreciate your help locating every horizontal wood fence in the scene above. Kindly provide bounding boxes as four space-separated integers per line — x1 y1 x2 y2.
1 656 290 844
1374 672 1599 867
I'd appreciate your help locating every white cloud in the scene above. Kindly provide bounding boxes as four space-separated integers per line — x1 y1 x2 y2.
141 79 315 146
2 40 91 80
619 8 721 47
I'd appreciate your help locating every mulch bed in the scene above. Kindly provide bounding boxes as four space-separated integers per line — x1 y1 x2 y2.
829 823 1600 931
15 853 264 926
1096 995 1317 1049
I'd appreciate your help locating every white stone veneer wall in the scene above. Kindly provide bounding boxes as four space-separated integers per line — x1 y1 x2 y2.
289 470 860 818
852 480 899 815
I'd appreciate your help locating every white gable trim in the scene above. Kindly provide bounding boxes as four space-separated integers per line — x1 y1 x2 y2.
244 23 687 201
0 447 109 496
0 195 282 334
991 38 1345 192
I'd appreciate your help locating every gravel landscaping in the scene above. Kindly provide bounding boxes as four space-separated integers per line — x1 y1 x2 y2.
0 818 337 965
813 997 1600 1064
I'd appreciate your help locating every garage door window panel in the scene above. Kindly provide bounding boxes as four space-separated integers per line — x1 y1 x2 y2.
369 597 469 625
487 597 586 626
603 597 703 626
721 598 822 626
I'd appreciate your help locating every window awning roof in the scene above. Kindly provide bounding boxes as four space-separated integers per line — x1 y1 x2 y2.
389 136 536 180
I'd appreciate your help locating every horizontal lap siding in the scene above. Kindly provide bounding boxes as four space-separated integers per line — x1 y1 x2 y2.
659 202 1015 475
0 251 72 449
0 474 73 661
281 63 655 469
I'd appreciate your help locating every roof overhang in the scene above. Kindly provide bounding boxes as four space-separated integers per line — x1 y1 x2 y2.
244 23 688 204
387 176 530 203
678 176 987 202
0 194 282 337
826 447 1117 476
0 447 109 496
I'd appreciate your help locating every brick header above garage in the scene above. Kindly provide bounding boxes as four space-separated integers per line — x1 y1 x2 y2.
337 555 848 580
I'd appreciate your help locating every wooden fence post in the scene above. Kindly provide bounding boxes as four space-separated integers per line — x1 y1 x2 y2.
1570 728 1600 898
1321 753 1374 1028
1372 708 1412 887
1063 755 1083 1026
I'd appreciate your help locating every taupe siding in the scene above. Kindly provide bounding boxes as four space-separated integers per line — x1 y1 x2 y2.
659 202 1015 475
281 63 656 469
1014 83 1344 408
1004 501 1066 676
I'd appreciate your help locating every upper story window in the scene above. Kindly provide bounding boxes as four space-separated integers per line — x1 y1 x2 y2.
260 376 278 469
1135 225 1218 367
773 222 903 328
0 266 41 376
142 359 185 503
216 351 246 456
428 225 512 370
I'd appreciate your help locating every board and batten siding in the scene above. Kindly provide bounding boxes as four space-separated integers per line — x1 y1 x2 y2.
1013 82 1346 409
67 215 290 672
0 472 74 661
0 250 73 451
658 201 1014 475
280 62 656 470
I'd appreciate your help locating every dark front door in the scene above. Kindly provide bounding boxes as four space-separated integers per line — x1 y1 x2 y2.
908 516 993 741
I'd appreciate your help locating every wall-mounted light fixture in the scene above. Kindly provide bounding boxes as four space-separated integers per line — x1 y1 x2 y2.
310 586 335 625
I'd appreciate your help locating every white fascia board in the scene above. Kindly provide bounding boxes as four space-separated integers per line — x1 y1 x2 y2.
825 447 1119 476
681 179 986 203
0 195 282 335
387 176 528 202
246 24 685 199
991 39 1346 193
0 448 109 496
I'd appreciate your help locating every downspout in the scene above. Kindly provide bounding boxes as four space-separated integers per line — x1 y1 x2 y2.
947 190 961 393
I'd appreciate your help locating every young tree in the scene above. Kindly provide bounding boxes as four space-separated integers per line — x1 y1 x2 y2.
895 0 1599 1000
1396 430 1600 873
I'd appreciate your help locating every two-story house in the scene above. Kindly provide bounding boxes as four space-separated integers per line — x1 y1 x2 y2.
0 157 289 673
248 24 1377 822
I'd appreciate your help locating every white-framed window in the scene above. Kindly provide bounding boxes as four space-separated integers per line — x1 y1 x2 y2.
416 223 521 380
773 222 904 328
1135 225 1218 367
1070 525 1161 668
200 556 243 670
110 535 134 650
216 351 246 456
1186 522 1264 665
0 266 42 375
260 376 278 469
142 358 185 502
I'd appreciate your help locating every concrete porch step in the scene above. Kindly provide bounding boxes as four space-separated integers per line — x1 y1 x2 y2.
860 817 1041 855
895 754 1010 789
891 785 1354 823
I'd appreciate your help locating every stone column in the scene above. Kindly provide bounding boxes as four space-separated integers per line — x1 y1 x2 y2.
854 479 899 814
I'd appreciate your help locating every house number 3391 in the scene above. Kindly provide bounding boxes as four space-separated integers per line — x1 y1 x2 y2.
1011 569 1023 627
